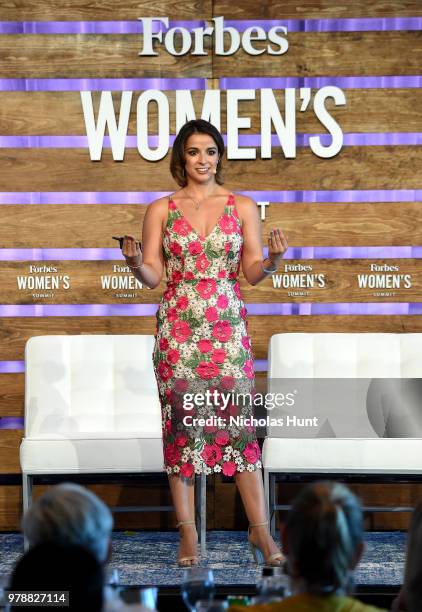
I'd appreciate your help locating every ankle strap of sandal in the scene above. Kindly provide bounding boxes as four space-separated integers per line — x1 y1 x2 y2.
177 520 196 528
249 521 269 528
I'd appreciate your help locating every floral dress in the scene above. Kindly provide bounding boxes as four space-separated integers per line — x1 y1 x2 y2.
152 192 262 477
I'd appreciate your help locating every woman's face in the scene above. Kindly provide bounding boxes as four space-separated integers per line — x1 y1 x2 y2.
183 133 219 184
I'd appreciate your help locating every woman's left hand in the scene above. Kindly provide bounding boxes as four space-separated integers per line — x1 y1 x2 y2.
268 228 288 265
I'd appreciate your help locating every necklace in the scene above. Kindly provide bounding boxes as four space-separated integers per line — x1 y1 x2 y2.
184 191 218 211
189 197 201 211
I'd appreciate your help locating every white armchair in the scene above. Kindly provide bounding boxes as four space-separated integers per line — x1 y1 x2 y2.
263 333 422 535
21 335 206 552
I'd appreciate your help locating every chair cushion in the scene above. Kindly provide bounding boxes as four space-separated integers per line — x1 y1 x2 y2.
262 438 422 473
20 437 165 474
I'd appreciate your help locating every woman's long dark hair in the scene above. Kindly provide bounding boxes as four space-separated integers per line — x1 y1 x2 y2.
286 481 363 595
170 119 225 187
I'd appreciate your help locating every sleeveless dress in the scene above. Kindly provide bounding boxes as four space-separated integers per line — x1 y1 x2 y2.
152 192 262 477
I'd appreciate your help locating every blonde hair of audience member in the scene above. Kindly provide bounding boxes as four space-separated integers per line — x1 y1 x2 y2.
22 483 113 564
283 481 364 596
401 500 422 611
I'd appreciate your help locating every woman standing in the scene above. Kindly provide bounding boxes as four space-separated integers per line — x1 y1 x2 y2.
122 119 288 567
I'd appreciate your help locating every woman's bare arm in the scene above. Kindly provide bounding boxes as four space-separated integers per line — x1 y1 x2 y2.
122 198 166 289
239 196 288 286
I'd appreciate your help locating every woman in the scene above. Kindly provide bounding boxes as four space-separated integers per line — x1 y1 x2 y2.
230 481 386 612
122 119 288 566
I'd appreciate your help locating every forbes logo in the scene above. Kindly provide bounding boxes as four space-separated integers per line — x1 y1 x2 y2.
138 16 289 56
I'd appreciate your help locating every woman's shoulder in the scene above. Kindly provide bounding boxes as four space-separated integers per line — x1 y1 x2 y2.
232 192 255 203
148 195 171 209
232 193 259 224
143 195 172 219
232 193 258 210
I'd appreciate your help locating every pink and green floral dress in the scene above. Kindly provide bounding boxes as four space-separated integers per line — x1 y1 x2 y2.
152 192 262 477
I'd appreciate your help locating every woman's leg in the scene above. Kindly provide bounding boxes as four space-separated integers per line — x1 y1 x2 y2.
235 468 283 561
168 474 198 564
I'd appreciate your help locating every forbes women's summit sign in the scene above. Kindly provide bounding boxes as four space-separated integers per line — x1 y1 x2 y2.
80 16 346 161
137 16 289 56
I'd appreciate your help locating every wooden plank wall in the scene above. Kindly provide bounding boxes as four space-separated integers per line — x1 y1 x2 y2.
1 0 422 530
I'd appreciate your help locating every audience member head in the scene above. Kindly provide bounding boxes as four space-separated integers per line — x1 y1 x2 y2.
283 481 364 595
403 499 422 611
22 483 113 564
10 542 103 611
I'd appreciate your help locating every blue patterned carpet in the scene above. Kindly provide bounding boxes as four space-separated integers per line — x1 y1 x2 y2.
0 531 406 587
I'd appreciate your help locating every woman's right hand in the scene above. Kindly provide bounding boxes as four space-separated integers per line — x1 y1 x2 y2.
122 234 143 267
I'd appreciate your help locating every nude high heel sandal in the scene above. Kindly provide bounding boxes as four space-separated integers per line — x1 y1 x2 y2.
177 520 199 567
248 521 285 566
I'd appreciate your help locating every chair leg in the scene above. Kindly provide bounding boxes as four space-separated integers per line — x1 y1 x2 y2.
195 472 207 557
200 472 206 557
264 469 275 536
269 473 276 538
22 474 33 551
22 473 32 513
195 475 201 535
264 468 270 518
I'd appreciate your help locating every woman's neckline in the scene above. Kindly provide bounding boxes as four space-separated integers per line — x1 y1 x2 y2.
168 192 233 241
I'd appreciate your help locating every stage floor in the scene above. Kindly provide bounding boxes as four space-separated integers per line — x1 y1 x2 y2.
0 531 406 587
